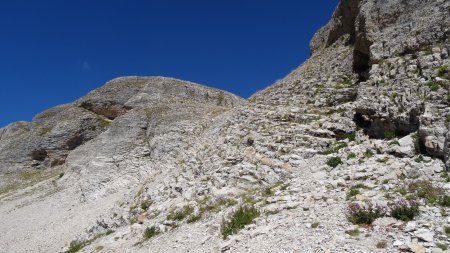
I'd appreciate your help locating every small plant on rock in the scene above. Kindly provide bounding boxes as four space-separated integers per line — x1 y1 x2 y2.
143 226 160 240
347 203 387 225
66 241 84 253
408 180 444 204
439 195 450 207
346 189 360 200
140 200 151 210
388 199 420 221
384 130 396 140
347 152 357 159
167 205 194 221
345 228 360 237
326 157 342 168
376 240 388 249
415 155 425 163
437 243 448 251
444 226 450 236
438 65 449 79
427 81 440 91
363 149 374 158
220 205 260 239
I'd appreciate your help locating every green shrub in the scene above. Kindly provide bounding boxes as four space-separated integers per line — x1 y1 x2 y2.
326 157 342 168
348 183 369 199
66 241 84 253
389 140 400 146
437 243 448 251
335 84 344 89
336 132 356 141
389 199 420 221
347 203 387 225
384 130 396 140
347 152 357 159
320 142 347 155
311 222 320 228
64 230 113 253
415 155 425 163
408 180 444 204
187 214 202 223
345 228 360 237
439 195 450 207
143 226 160 240
141 200 151 210
438 65 449 78
167 205 194 221
220 205 260 239
445 226 450 236
427 81 440 91
364 149 374 158
441 171 450 183
339 78 352 85
346 189 360 200
398 187 408 196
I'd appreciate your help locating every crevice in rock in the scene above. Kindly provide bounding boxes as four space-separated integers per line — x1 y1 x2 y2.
80 101 131 120
31 149 47 161
66 135 84 150
353 15 372 82
326 0 362 48
353 111 419 140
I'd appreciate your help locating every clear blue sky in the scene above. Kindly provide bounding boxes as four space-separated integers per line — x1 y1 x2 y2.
0 0 338 128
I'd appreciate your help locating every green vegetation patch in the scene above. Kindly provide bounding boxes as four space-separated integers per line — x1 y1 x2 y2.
438 65 449 79
167 205 194 221
427 81 440 91
221 205 260 239
347 203 386 225
384 130 396 140
326 157 343 168
143 226 160 240
345 228 360 237
407 180 444 204
65 230 114 253
389 199 420 221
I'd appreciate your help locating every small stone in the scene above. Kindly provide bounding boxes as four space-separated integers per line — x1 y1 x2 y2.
393 240 404 247
409 243 426 253
373 217 398 227
405 221 417 232
431 248 444 253
414 229 434 242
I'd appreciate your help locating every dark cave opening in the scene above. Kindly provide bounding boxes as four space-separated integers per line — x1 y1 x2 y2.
352 16 372 82
353 112 419 140
31 149 47 161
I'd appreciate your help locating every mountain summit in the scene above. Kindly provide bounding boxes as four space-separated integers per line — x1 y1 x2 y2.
1 0 450 252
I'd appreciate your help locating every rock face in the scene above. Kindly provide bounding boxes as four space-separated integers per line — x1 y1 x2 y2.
0 1 450 253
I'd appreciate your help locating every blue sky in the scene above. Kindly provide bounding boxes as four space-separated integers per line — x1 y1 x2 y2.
0 0 339 128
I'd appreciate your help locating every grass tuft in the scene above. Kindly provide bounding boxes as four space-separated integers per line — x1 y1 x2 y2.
220 205 260 239
143 226 160 240
326 157 342 168
347 203 386 225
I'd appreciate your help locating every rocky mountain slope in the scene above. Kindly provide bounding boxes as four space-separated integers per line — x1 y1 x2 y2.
1 0 450 252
